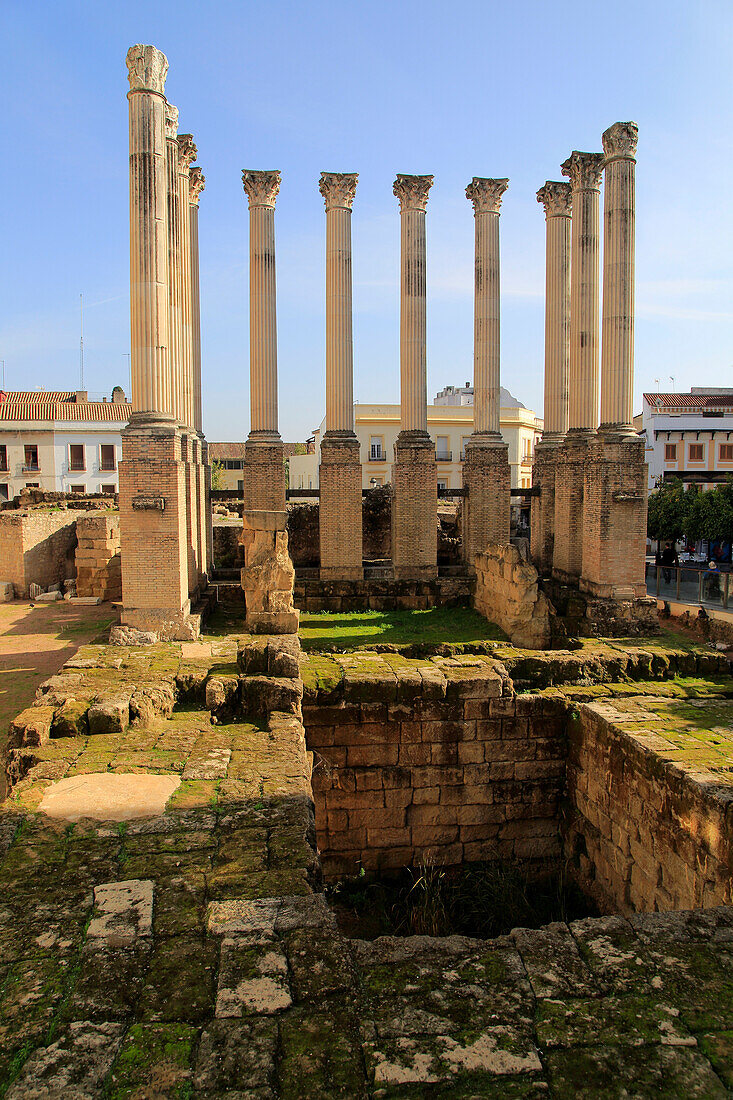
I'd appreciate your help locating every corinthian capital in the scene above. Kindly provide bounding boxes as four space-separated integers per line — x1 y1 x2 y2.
561 151 604 191
126 45 168 94
536 181 572 218
466 177 509 215
178 135 197 171
602 121 639 163
319 172 358 211
189 167 205 206
393 174 434 213
242 170 281 209
165 103 179 140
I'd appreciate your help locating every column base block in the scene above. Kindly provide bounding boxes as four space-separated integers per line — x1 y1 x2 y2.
552 433 590 583
462 438 511 564
319 434 363 580
392 432 437 581
241 509 299 635
530 440 560 575
243 437 286 512
580 434 647 599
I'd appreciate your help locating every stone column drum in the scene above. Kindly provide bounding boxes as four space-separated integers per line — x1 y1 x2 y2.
462 178 511 564
582 122 648 600
241 171 286 512
531 181 571 574
318 172 363 580
189 166 211 584
391 174 437 580
118 44 197 641
552 151 604 584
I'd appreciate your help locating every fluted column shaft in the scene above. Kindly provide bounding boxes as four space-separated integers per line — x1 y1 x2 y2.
189 168 205 435
126 45 170 417
177 135 196 429
242 171 281 439
537 182 572 439
562 152 604 433
466 178 508 436
165 105 182 423
600 122 638 434
394 175 433 435
320 173 358 433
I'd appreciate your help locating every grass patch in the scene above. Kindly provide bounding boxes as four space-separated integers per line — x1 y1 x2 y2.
298 607 506 652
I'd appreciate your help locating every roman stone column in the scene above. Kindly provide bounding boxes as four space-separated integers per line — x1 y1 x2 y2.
318 172 363 579
531 181 571 573
164 102 180 422
582 122 648 602
241 171 286 511
189 166 210 584
118 45 194 640
552 151 604 584
391 174 437 580
462 178 511 562
177 135 197 432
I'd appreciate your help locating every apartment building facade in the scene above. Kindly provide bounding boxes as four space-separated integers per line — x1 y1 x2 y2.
640 389 733 491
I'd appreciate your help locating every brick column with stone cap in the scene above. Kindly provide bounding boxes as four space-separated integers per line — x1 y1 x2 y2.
391 174 437 580
553 151 604 584
189 167 211 583
582 122 648 601
462 178 511 563
118 45 197 641
318 172 363 579
531 181 571 573
241 170 285 512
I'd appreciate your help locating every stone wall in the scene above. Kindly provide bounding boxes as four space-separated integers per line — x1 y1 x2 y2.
75 514 122 601
303 665 566 879
474 543 552 649
287 503 320 567
0 511 82 597
566 701 733 913
212 521 243 570
295 574 473 612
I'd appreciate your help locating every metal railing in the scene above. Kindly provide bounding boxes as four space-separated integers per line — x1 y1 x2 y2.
436 451 452 462
368 451 384 461
645 561 731 611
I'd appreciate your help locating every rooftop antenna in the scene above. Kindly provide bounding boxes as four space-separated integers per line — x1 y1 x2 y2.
654 377 660 390
669 374 676 390
79 293 84 389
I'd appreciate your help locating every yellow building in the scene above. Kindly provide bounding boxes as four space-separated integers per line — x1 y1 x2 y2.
289 391 543 491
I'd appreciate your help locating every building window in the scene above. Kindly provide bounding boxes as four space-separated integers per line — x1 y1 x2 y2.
437 479 447 491
721 443 733 462
689 443 704 462
460 436 471 461
369 436 384 461
0 485 8 502
101 484 116 495
100 444 116 471
24 444 38 471
69 443 85 471
664 443 677 461
70 484 86 494
25 482 39 489
0 445 7 471
436 436 451 461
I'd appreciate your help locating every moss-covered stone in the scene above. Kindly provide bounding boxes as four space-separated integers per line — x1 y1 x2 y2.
103 1022 197 1099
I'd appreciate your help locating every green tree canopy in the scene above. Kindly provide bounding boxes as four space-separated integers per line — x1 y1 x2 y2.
647 476 733 544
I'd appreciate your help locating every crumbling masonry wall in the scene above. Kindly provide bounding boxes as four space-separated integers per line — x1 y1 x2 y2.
75 514 122 601
0 510 84 597
474 543 553 649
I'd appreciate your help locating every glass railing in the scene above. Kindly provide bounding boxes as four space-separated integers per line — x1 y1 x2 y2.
644 561 731 610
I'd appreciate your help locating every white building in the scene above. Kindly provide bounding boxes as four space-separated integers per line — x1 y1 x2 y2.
0 388 132 502
639 388 733 490
289 387 543 491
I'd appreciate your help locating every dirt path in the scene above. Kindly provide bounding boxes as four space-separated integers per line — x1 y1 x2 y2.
0 600 117 798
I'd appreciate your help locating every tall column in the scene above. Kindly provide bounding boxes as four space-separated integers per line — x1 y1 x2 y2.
462 178 511 563
391 175 437 580
318 172 362 579
552 151 604 584
531 182 571 573
189 165 209 585
241 171 285 511
582 122 648 604
118 44 195 641
177 135 197 431
164 102 180 421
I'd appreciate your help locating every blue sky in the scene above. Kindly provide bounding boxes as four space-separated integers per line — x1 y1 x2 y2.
1 0 732 440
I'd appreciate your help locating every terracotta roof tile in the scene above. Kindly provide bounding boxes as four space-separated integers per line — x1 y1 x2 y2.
0 400 132 423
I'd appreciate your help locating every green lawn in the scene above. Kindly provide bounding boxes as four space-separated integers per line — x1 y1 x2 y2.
298 606 506 651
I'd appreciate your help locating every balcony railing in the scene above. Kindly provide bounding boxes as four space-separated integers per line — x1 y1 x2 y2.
369 451 384 461
100 463 116 472
69 464 86 473
436 451 452 462
22 464 39 473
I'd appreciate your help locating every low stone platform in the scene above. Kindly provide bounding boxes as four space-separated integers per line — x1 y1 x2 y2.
294 574 474 613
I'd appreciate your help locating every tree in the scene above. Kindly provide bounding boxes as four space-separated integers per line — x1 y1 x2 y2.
646 478 695 542
685 478 733 543
210 459 225 490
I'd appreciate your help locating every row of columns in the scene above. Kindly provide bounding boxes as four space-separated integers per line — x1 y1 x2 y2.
241 169 512 579
532 123 646 601
119 44 211 639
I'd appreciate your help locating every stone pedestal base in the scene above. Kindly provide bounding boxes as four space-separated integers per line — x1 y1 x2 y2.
530 441 560 576
243 437 286 512
552 432 590 584
462 437 510 566
118 415 199 641
241 509 299 634
181 432 201 602
319 433 363 580
391 432 437 580
580 434 648 599
201 438 214 582
194 435 210 586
